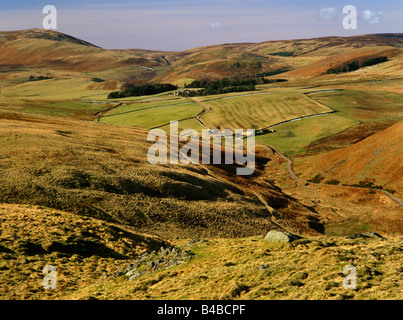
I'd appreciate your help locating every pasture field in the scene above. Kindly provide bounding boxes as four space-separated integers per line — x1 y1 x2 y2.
105 92 181 103
1 78 112 101
308 89 403 123
99 101 203 129
254 87 403 156
102 100 193 117
199 90 332 131
159 118 206 134
255 114 358 156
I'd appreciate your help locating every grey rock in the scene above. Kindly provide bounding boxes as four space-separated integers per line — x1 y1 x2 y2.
264 230 302 242
258 264 270 270
160 247 169 256
128 271 143 281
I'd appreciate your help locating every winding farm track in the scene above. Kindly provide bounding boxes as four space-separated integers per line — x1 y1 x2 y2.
266 142 403 209
188 97 212 129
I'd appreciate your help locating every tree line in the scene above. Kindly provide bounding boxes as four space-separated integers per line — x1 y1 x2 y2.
107 68 290 99
327 56 388 74
182 76 287 96
108 83 178 99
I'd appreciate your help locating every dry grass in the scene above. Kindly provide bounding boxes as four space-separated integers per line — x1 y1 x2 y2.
0 30 402 301
1 204 400 300
294 121 403 197
0 203 165 300
0 112 324 239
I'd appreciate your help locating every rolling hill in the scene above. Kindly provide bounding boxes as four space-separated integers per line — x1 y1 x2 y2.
0 112 326 239
294 121 403 196
1 29 401 84
1 29 402 301
0 29 173 71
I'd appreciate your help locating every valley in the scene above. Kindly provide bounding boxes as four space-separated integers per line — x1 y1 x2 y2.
0 29 402 300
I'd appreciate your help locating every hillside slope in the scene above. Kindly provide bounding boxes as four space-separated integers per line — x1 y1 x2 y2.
1 30 402 84
295 121 403 196
0 112 324 239
0 203 167 299
0 29 169 74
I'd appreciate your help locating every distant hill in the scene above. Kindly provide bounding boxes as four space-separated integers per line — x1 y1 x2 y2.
0 29 169 74
0 28 99 47
0 29 401 83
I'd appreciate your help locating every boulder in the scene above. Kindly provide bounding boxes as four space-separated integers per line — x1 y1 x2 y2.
264 230 302 242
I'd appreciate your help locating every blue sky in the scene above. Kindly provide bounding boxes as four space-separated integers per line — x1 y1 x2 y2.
0 1 401 50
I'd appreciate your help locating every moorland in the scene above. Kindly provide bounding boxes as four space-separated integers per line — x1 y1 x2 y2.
0 29 402 300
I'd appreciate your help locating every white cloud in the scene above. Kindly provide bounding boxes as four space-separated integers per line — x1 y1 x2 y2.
209 22 231 31
319 7 337 21
362 10 383 24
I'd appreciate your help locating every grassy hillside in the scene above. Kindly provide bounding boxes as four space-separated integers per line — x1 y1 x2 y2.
1 206 401 300
80 235 402 300
0 203 166 299
0 112 325 239
0 29 168 75
294 121 403 196
1 30 402 301
154 46 291 84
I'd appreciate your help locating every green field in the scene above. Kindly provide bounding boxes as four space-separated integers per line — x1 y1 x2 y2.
254 88 403 155
99 101 203 129
159 118 206 134
200 91 332 130
310 89 403 122
105 92 182 103
255 114 358 156
3 76 402 158
1 78 112 100
103 100 193 117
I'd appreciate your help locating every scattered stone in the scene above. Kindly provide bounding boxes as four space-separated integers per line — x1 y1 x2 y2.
111 246 196 281
291 271 309 281
264 230 302 243
257 264 270 270
288 279 305 287
345 232 385 240
187 238 201 246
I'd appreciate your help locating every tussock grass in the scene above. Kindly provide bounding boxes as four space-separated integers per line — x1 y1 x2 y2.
57 236 403 300
0 203 166 300
0 113 289 239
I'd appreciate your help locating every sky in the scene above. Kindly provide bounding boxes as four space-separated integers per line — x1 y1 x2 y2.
0 0 401 51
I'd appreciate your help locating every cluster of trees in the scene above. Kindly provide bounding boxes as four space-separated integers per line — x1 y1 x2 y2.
91 77 105 83
182 75 287 96
327 56 388 74
183 78 255 96
29 75 52 81
108 83 178 99
107 67 290 99
254 67 290 77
